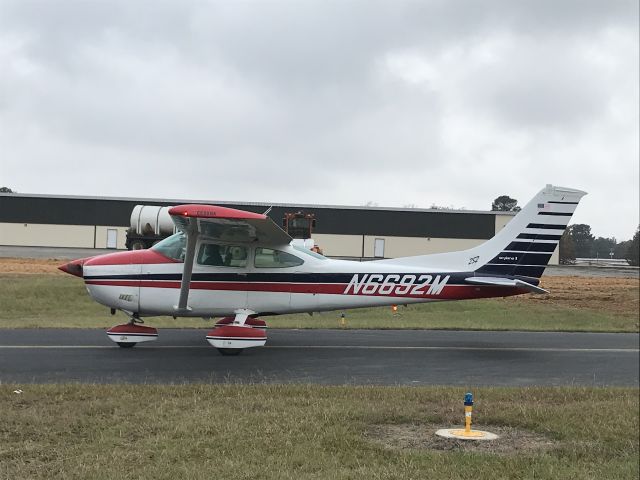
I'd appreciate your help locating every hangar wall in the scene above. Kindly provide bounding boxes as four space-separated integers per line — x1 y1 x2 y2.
0 223 129 250
310 234 485 259
315 231 558 264
362 236 483 258
0 223 94 248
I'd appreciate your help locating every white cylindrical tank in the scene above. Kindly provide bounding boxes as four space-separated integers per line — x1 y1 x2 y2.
130 205 175 235
291 238 316 250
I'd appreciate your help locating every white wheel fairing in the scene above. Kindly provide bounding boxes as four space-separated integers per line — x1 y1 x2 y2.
106 333 158 344
206 337 267 349
106 324 159 345
206 324 267 349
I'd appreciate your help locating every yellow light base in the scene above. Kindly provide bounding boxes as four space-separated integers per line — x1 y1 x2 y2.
436 428 499 441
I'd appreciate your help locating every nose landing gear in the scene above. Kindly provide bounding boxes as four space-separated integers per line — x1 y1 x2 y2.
106 314 158 348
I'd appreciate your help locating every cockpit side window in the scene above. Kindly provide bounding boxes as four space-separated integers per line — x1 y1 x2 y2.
197 243 248 268
197 243 224 266
254 248 304 268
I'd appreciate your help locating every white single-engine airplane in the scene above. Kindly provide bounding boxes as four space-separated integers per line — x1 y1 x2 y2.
59 185 585 355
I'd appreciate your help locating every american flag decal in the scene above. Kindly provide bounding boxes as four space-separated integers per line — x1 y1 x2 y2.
537 203 551 211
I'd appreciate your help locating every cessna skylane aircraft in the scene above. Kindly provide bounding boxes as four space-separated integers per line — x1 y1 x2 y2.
59 185 585 355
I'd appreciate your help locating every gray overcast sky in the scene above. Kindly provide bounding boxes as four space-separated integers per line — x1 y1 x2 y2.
1 0 638 240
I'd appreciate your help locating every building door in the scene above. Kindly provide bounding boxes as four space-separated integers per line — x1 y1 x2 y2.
106 229 118 249
374 238 385 258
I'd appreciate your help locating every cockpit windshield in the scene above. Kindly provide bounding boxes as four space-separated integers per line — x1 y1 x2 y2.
152 232 186 261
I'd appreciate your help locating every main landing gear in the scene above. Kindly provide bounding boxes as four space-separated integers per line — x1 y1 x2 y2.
206 310 267 356
106 313 158 348
106 310 266 355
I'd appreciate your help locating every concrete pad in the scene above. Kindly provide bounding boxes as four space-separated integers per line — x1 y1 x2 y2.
436 428 499 441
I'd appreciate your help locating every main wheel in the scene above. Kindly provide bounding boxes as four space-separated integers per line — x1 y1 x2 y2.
217 348 243 356
117 342 137 348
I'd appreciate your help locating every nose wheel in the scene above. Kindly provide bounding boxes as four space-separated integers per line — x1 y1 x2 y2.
107 315 158 348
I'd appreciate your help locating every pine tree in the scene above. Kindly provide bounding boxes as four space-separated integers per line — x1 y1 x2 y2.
625 226 639 266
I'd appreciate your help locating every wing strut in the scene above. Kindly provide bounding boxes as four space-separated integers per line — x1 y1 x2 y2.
175 218 199 313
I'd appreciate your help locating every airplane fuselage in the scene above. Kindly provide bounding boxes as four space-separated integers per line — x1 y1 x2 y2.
81 244 523 318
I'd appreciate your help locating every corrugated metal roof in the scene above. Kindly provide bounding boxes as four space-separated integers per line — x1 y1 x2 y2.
0 192 516 216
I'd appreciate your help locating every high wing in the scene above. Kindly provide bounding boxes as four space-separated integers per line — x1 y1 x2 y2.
168 204 292 312
169 204 291 245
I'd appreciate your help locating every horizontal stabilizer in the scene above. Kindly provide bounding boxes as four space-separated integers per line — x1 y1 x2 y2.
465 276 548 295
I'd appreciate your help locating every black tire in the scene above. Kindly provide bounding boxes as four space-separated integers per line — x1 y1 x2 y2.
117 342 136 348
131 240 146 250
217 348 243 356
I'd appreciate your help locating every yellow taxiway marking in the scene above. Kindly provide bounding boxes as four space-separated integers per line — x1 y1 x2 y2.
0 345 637 353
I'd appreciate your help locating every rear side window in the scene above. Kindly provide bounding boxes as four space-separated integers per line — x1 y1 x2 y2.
254 248 303 268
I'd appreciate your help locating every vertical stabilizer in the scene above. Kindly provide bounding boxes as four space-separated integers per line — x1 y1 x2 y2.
472 185 586 278
375 185 587 279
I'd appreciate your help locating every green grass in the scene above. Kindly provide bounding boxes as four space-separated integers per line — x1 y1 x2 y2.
0 385 637 479
271 299 636 331
0 274 637 332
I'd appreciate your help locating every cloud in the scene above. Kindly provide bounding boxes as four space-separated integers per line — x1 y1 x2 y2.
0 0 637 239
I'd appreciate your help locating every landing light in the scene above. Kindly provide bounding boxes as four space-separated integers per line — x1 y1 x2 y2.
435 392 499 441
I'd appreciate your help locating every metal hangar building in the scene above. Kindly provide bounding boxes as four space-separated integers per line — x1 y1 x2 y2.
0 193 558 263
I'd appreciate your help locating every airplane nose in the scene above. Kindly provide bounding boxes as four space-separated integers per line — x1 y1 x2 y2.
58 258 88 277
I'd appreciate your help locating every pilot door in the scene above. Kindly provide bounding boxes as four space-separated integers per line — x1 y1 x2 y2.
188 242 249 315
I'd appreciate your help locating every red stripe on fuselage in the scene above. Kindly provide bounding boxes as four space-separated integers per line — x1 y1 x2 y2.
84 280 524 300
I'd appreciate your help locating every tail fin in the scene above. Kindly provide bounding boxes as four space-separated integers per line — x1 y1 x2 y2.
473 184 586 278
376 185 587 279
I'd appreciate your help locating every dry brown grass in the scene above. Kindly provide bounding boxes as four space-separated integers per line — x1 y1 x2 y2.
0 257 64 274
509 276 639 318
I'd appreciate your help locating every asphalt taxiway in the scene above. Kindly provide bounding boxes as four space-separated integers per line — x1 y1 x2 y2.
1 329 637 386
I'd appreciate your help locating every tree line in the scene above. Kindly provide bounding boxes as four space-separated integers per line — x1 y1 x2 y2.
559 225 639 266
